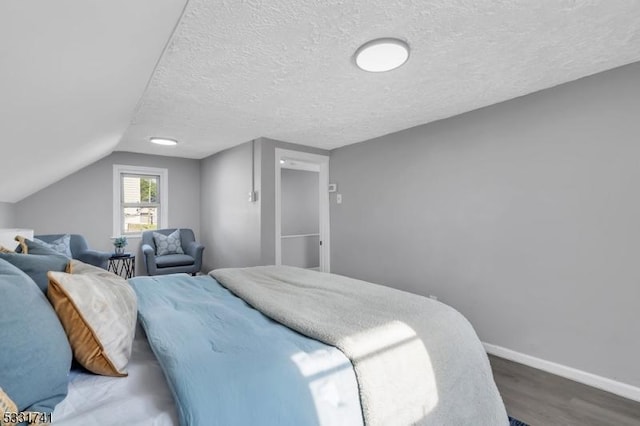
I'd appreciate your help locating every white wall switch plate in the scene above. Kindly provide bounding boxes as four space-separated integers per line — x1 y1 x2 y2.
328 183 337 192
336 193 342 204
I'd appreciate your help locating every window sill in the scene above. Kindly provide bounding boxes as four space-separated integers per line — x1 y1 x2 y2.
123 234 143 240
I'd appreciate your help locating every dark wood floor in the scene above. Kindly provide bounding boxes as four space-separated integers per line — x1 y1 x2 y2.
489 355 640 425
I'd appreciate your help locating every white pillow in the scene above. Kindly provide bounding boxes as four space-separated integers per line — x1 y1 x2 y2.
47 260 137 376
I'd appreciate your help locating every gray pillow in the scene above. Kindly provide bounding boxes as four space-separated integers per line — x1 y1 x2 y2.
34 235 72 258
153 230 184 256
0 258 72 414
0 252 69 292
18 237 67 257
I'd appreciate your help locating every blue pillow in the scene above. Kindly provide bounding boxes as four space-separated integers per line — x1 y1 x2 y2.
15 237 64 256
0 259 72 413
34 235 72 258
153 229 184 256
0 252 69 292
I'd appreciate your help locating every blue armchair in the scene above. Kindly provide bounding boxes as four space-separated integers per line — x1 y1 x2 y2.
35 234 111 269
141 228 204 276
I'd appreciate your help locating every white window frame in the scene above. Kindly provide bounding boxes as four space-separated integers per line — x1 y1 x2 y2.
113 165 168 238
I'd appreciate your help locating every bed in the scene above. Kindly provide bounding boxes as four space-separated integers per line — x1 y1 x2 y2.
2 260 508 426
52 323 179 426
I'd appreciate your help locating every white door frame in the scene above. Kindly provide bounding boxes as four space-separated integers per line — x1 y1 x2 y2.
275 148 330 272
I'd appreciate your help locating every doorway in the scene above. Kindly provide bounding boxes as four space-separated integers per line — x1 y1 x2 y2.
275 148 330 272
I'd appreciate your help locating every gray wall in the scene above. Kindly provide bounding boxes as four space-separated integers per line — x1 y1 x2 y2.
0 202 15 228
330 62 640 388
14 151 201 274
200 141 262 272
281 169 319 236
200 137 328 270
282 235 320 269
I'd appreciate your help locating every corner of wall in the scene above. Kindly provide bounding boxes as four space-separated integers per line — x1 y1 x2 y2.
0 202 17 228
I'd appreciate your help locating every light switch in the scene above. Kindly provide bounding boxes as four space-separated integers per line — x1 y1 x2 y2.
336 194 342 204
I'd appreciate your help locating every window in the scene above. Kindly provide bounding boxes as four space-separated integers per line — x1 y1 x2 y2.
113 165 168 237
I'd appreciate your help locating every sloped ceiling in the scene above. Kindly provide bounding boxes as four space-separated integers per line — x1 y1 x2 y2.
2 1 640 202
118 0 640 158
0 1 187 202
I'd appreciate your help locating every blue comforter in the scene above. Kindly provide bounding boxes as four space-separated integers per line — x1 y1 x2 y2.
130 274 363 426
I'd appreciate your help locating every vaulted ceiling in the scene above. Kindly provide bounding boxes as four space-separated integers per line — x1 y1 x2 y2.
2 1 640 202
0 1 187 202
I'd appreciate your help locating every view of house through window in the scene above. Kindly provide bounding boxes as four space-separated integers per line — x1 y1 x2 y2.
113 165 168 237
113 164 169 237
122 174 161 234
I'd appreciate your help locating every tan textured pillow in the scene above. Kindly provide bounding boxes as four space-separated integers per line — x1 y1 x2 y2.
13 236 28 254
66 259 109 275
0 387 18 426
0 391 49 426
47 261 137 377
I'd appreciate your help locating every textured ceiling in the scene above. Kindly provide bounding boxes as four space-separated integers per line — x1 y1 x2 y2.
0 0 186 202
119 0 640 159
3 1 640 202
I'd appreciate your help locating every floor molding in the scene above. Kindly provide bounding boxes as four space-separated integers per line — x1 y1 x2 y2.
483 342 640 403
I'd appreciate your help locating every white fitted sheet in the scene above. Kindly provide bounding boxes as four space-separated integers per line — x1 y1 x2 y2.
53 324 178 426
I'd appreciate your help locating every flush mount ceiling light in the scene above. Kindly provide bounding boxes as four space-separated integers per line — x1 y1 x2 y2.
354 38 410 72
150 137 178 146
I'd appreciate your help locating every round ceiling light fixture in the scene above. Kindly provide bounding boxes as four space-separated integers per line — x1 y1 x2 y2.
354 38 410 72
150 137 178 146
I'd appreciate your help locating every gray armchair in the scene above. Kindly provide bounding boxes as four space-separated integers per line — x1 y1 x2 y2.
141 228 204 276
34 234 111 269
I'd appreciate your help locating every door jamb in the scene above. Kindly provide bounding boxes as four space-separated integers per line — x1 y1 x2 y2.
275 148 330 272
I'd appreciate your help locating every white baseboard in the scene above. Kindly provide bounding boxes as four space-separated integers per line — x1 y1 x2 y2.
483 342 640 403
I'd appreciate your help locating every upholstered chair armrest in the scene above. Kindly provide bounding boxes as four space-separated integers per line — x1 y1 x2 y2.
185 241 204 258
142 244 158 275
77 250 111 270
185 241 205 272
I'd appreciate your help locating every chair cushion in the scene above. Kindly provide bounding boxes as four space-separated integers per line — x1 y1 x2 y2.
0 259 72 414
155 254 195 268
153 229 184 256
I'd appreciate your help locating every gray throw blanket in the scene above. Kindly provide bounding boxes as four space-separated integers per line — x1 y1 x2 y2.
211 266 508 426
